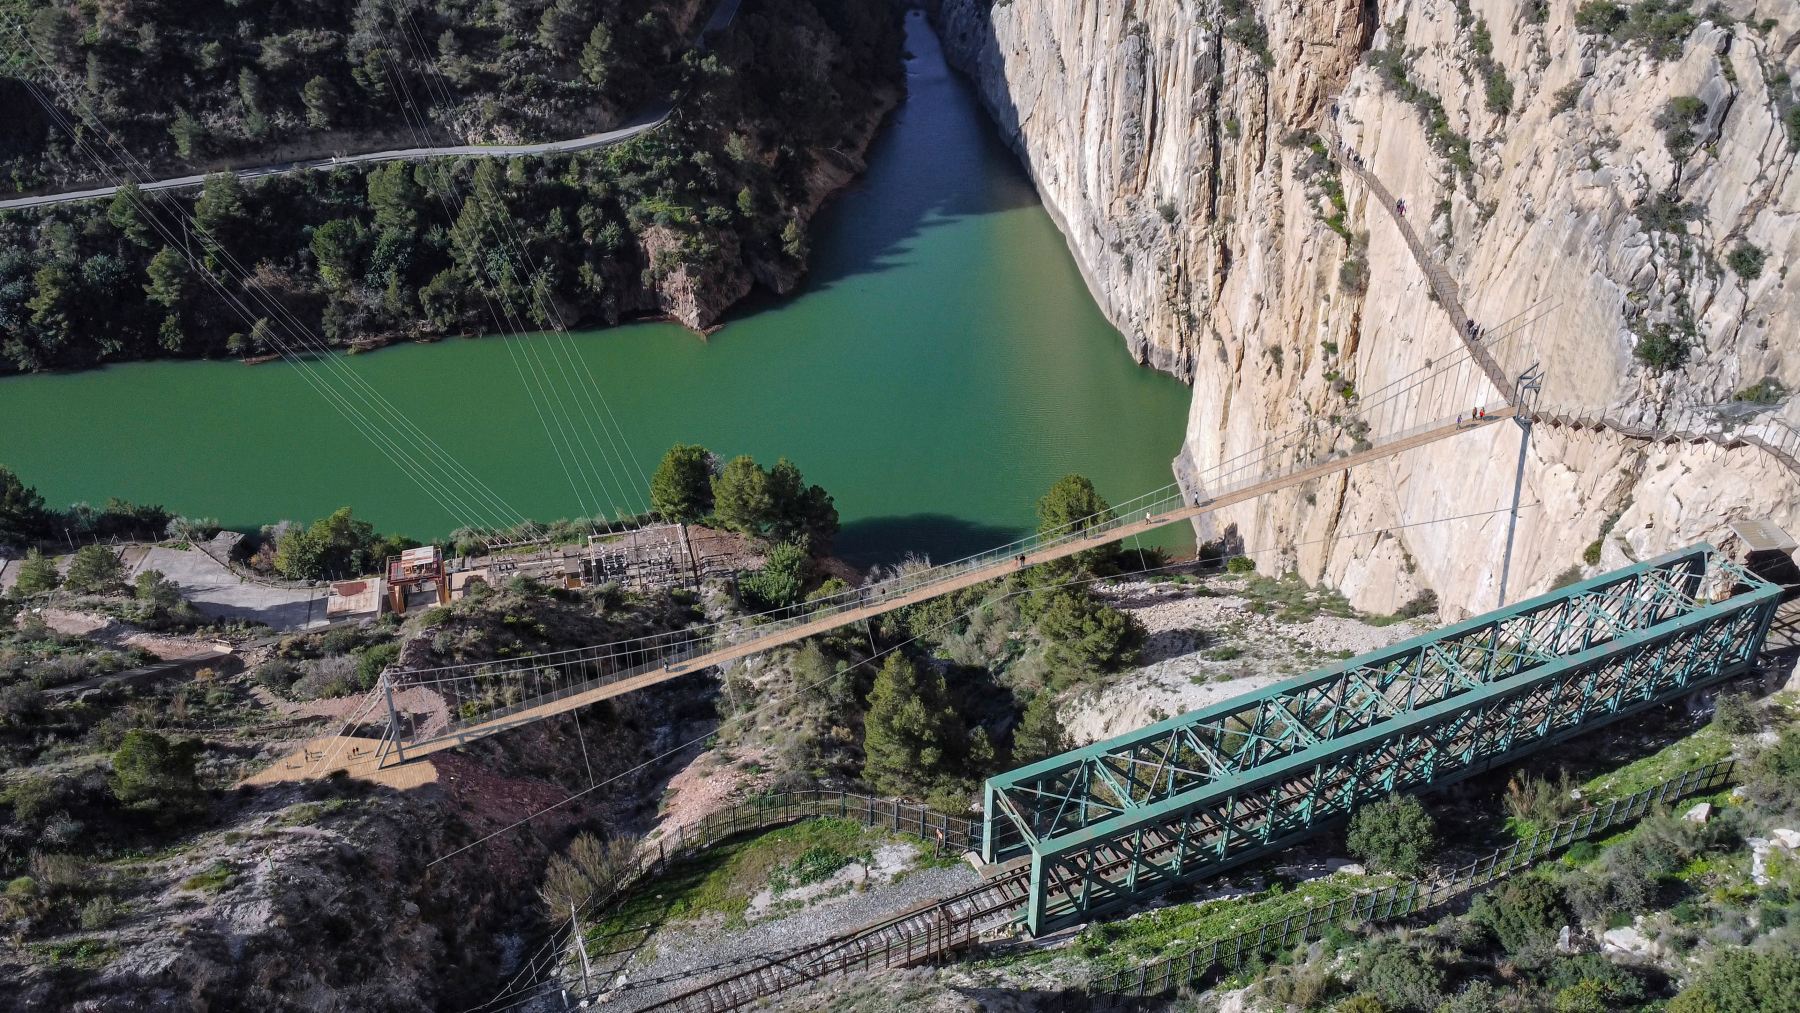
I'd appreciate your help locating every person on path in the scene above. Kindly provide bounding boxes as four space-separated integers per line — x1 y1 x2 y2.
1456 414 1464 428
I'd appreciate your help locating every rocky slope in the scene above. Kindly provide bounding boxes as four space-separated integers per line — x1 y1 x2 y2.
938 0 1800 616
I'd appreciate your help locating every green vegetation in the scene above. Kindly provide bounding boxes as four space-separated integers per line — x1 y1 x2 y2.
62 544 124 595
1470 19 1514 115
584 818 899 940
12 547 58 596
711 453 838 552
649 443 716 522
1727 242 1767 280
179 861 235 894
1581 719 1730 798
739 540 813 611
1670 947 1800 1012
1634 321 1689 371
1220 0 1273 69
1347 793 1436 876
1573 1 1700 61
1367 18 1474 177
269 506 414 580
862 653 990 803
110 729 202 817
1735 377 1788 404
0 467 173 550
0 0 905 375
1658 95 1709 158
1072 875 1385 974
0 0 690 191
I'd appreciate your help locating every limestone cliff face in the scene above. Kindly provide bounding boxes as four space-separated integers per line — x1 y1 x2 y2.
939 0 1800 616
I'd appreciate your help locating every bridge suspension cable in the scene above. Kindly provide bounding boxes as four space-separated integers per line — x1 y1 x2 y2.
373 320 1540 752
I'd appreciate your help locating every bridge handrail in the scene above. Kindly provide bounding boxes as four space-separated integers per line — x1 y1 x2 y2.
410 409 1510 747
1530 402 1800 476
475 788 976 1012
1088 758 1738 998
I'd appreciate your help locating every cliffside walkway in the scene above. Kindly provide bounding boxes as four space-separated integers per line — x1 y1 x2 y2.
0 0 742 210
1320 118 1800 480
1527 404 1800 476
1320 121 1513 404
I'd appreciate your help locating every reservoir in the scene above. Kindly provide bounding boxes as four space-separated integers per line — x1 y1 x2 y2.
0 14 1193 569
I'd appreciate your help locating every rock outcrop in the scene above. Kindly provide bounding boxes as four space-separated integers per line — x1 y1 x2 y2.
939 0 1800 615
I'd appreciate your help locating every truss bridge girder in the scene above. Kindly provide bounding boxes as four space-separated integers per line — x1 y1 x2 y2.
983 545 1777 936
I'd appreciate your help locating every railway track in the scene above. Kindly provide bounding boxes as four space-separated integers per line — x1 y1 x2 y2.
618 812 1232 1011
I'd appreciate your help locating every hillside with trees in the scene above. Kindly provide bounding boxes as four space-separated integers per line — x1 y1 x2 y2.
0 0 705 193
0 0 906 373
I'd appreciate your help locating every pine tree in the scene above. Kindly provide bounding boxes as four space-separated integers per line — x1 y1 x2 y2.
107 184 154 247
649 443 714 521
712 455 771 535
1012 691 1069 764
862 654 962 796
1036 473 1119 572
13 549 60 596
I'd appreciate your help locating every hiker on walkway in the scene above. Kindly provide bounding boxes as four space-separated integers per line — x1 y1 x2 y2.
1456 413 1464 428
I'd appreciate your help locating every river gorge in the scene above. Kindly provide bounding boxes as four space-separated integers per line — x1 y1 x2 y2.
0 12 1193 568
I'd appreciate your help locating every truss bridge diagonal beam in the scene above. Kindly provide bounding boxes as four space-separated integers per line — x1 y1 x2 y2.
352 410 1519 769
983 545 1777 935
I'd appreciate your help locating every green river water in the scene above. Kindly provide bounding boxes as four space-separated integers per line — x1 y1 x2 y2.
0 14 1193 568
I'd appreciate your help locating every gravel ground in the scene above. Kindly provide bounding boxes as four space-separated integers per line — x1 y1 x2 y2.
1062 577 1432 742
601 845 981 1011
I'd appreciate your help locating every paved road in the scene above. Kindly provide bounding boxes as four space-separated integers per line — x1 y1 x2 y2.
0 0 741 211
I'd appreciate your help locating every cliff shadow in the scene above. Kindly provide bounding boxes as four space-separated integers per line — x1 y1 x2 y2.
717 9 1042 326
834 512 1022 571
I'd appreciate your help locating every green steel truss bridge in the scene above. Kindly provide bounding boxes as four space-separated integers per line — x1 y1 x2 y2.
983 544 1780 935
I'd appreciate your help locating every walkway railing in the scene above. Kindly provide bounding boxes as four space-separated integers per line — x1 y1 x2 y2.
1088 758 1736 998
478 789 976 1012
1530 404 1800 477
1319 120 1513 403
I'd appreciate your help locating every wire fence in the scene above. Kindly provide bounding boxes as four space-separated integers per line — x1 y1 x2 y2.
1086 758 1737 998
479 789 976 1011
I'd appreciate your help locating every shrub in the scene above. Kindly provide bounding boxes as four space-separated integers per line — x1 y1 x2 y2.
1658 95 1708 157
1713 691 1758 734
1226 555 1257 575
1727 243 1767 280
1472 875 1566 953
1633 323 1687 371
1573 1 1627 35
1347 793 1436 876
110 729 202 814
13 548 60 596
1339 256 1369 294
1670 946 1800 1012
539 832 637 915
739 541 813 612
78 895 120 930
62 544 125 594
1358 939 1445 1011
354 641 401 690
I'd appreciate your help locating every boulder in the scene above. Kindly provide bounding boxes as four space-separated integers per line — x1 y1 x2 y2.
1684 802 1712 823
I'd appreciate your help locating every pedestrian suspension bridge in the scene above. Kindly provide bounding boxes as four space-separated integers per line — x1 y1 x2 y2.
251 318 1540 783
245 296 1796 788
